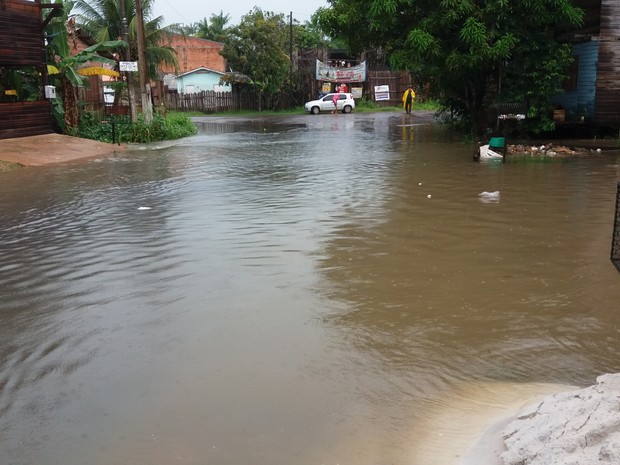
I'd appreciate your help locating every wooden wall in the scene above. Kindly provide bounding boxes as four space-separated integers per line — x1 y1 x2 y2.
0 0 52 139
0 102 52 139
0 0 44 66
594 0 620 127
552 41 599 119
612 181 620 272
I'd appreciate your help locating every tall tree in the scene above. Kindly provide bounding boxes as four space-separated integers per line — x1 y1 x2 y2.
181 12 231 42
203 11 231 42
221 8 290 110
317 0 583 134
73 0 179 79
295 15 332 50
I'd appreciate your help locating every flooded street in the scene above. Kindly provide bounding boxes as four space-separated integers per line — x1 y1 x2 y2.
1 112 619 465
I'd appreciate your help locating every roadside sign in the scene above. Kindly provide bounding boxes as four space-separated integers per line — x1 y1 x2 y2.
119 61 138 72
374 85 390 101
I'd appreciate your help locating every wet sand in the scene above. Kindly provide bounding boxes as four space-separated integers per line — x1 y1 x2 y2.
0 133 124 167
409 381 575 465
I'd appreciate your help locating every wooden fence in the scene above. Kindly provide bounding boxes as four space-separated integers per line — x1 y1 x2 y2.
365 70 412 107
163 90 298 113
163 70 414 114
165 91 235 113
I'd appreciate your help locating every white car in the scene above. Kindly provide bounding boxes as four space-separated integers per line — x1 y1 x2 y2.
304 93 355 114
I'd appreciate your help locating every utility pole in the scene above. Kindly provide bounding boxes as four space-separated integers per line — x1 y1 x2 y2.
134 0 153 124
119 0 136 121
289 11 293 107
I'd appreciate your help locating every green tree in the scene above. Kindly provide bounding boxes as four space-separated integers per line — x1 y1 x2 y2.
221 8 290 110
200 11 231 42
44 0 126 132
317 0 583 135
73 0 179 79
179 22 199 36
295 16 332 50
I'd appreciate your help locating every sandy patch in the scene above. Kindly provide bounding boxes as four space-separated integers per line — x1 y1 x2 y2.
408 380 575 465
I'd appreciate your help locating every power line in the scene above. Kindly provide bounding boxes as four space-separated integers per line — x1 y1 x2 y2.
157 0 191 24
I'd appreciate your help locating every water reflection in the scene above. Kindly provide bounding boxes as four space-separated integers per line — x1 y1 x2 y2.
0 113 619 465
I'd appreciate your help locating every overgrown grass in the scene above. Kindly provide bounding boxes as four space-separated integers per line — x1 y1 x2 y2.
354 98 441 112
77 111 197 144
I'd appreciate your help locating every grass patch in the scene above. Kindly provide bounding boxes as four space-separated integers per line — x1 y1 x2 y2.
355 98 441 112
0 160 22 172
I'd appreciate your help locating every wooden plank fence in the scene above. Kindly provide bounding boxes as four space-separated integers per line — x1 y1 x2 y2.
164 91 249 113
163 90 296 113
365 70 411 107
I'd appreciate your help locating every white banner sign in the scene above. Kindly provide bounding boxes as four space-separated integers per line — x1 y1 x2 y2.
374 85 390 101
119 61 138 72
316 60 366 83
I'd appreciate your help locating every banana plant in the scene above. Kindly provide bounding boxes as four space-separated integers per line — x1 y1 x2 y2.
45 0 126 132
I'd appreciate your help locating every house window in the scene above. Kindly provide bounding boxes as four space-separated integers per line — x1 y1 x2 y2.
563 56 579 91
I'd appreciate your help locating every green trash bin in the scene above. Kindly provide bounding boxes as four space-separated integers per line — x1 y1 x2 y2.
489 137 505 149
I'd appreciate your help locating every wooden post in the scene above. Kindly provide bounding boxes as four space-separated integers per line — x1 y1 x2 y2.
119 0 136 122
611 181 620 272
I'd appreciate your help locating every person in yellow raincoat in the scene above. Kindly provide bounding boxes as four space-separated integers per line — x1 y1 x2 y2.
402 86 415 114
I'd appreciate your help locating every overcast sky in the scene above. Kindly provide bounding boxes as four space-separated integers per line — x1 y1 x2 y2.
151 0 329 27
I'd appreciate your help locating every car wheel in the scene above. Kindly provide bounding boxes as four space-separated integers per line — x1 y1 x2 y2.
311 106 320 115
343 105 352 114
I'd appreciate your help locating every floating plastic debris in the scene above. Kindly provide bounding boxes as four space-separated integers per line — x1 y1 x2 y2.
478 191 500 203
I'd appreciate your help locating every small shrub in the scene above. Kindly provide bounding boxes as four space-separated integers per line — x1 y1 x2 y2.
76 111 197 144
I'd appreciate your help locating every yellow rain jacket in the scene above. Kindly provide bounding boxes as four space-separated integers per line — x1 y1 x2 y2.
402 88 415 108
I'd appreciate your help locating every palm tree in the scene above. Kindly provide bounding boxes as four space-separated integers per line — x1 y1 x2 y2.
73 0 180 79
193 11 231 42
204 11 231 43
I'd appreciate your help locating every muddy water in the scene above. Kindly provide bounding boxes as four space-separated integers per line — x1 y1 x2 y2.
1 112 619 465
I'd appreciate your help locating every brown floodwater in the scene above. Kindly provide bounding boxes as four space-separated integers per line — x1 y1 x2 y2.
1 112 619 465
